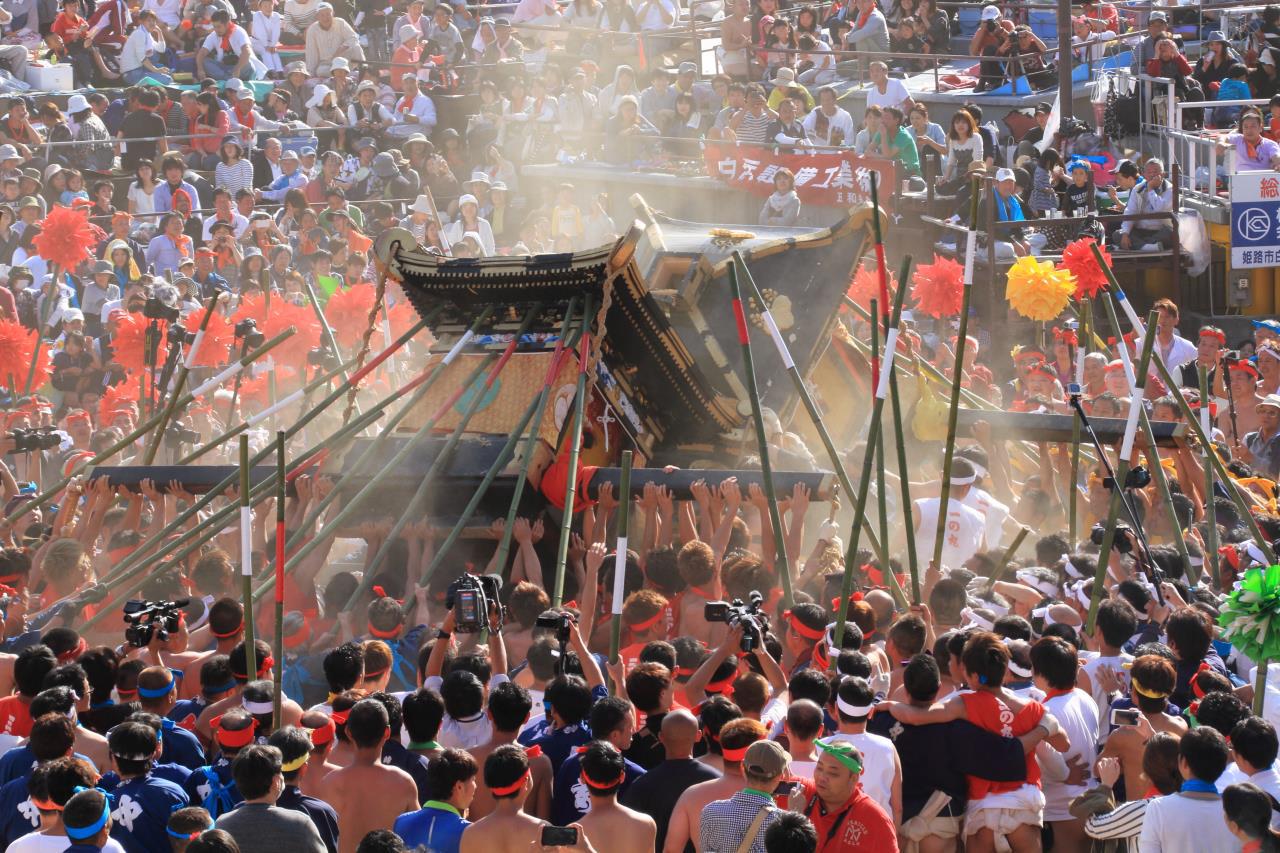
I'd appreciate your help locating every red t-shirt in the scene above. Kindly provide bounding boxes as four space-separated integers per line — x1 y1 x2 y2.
0 695 34 737
802 783 900 853
960 690 1044 799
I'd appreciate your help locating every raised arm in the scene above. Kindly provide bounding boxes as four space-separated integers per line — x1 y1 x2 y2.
684 623 743 706
568 614 604 691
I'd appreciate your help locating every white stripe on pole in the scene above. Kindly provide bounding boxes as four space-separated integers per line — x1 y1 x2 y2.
382 311 396 375
1074 334 1085 387
1116 290 1147 337
246 389 305 427
240 506 253 575
443 330 474 365
1201 399 1211 436
1120 393 1142 460
183 330 206 370
190 361 245 398
611 536 629 614
761 310 794 369
876 328 900 400
962 230 978 287
1114 330 1138 393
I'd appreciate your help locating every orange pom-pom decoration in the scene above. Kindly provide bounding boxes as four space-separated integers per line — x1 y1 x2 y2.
179 308 236 368
110 311 166 374
910 254 965 319
231 295 322 367
98 375 143 426
386 300 422 342
845 263 897 310
324 284 377 350
0 319 51 391
31 205 107 272
1060 237 1112 299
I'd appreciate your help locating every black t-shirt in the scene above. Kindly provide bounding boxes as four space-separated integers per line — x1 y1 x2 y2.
119 108 168 172
625 711 667 770
620 757 721 853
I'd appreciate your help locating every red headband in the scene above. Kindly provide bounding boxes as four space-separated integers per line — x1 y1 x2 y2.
1027 365 1056 382
580 770 626 790
1192 661 1212 699
1013 351 1045 363
210 618 244 639
720 744 750 762
784 611 825 642
705 674 736 696
330 709 351 727
363 668 388 681
1200 328 1226 344
367 623 402 640
212 715 257 749
284 624 311 650
830 591 864 613
57 637 86 663
307 717 337 746
490 770 529 796
1230 362 1261 379
232 656 274 680
1103 360 1125 374
629 609 665 634
64 411 91 425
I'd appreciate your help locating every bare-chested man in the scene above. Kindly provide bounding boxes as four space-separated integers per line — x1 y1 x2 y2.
665 717 766 853
180 598 244 699
467 681 552 820
460 744 547 853
1096 654 1187 798
578 741 656 853
298 709 343 798
1220 359 1266 443
196 640 302 747
718 0 752 78
318 698 420 853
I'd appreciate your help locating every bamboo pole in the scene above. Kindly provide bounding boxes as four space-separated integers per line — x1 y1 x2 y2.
2 326 299 530
1085 301 1157 633
143 295 219 465
1201 366 1221 588
272 429 285 729
418 306 581 592
735 268 887 565
932 177 983 574
728 255 792 608
552 294 595 608
884 256 920 601
239 435 257 668
1069 298 1089 546
871 306 890 585
303 279 360 422
609 450 634 665
357 305 543 598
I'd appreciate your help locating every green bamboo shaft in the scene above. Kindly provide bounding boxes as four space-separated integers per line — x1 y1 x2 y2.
493 298 581 575
552 293 595 608
886 255 920 602
609 450 634 666
1201 365 1221 588
359 304 543 602
143 296 219 465
302 279 359 422
425 306 581 589
1069 299 1088 546
931 177 983 574
872 311 890 577
239 435 257 668
985 526 1032 591
1085 301 1158 633
728 254 792 608
1255 655 1269 716
273 429 285 729
3 326 298 529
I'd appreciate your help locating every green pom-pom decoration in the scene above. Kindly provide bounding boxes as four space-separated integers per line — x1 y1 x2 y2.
1219 565 1280 664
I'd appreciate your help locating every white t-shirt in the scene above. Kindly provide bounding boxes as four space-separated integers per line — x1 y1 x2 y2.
866 78 910 111
1217 764 1280 828
10 833 128 853
143 0 182 27
1042 688 1099 822
913 497 986 572
202 211 250 241
823 732 896 818
425 673 510 750
202 25 254 64
128 183 156 217
1139 792 1242 853
962 487 1009 550
635 0 677 31
1080 652 1132 719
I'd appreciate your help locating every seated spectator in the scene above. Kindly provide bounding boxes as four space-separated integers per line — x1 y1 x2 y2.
768 97 810 149
802 86 853 147
866 106 920 179
1223 111 1280 172
1212 66 1253 129
1117 158 1175 250
304 2 363 77
845 0 889 53
1194 31 1244 98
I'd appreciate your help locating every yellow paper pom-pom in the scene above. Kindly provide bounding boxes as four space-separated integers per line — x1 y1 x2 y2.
1005 256 1076 323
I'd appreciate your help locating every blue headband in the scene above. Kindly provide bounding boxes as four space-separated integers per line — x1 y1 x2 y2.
138 676 175 699
167 824 211 840
64 794 110 840
204 679 238 696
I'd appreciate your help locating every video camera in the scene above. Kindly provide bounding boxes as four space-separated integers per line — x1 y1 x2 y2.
143 295 181 323
445 573 504 633
233 318 266 349
1100 466 1151 492
166 322 198 348
308 346 341 371
6 427 61 453
1090 521 1134 554
534 610 577 644
704 591 770 653
122 598 189 647
164 423 201 448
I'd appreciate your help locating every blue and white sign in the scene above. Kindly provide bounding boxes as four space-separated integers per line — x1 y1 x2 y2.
1232 172 1280 268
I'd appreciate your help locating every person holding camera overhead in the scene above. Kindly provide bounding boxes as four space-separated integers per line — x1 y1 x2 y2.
970 4 1015 93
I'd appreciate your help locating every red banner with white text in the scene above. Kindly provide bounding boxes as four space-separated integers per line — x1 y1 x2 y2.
703 143 897 209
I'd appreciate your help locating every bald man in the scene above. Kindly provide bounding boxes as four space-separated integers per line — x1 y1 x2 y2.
621 710 720 852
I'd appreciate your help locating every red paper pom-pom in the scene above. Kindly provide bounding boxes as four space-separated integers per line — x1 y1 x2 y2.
324 285 378 350
910 254 965 319
845 263 897 311
110 311 167 375
31 206 107 272
179 308 236 368
98 375 143 426
387 300 424 343
1060 237 1112 299
231 295 322 367
0 319 51 391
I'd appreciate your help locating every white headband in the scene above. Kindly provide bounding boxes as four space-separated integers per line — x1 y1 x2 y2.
1031 606 1057 627
1069 581 1091 610
950 474 977 486
1261 347 1280 363
836 696 873 718
1016 570 1058 598
1061 554 1084 579
960 607 994 632
242 699 274 715
1008 660 1033 678
983 600 1010 617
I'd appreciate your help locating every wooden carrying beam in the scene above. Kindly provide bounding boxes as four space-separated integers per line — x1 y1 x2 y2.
956 409 1188 447
585 468 835 501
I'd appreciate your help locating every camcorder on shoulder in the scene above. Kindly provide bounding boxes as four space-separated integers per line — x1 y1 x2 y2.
6 427 61 453
705 591 770 653
233 318 266 349
1090 521 1133 554
123 598 189 647
534 610 577 644
143 295 181 323
445 573 504 633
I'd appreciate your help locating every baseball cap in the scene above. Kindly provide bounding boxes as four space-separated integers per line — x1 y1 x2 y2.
743 740 789 778
92 260 112 275
995 167 1016 182
981 5 999 20
1252 319 1280 334
678 60 697 75
1149 10 1167 21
